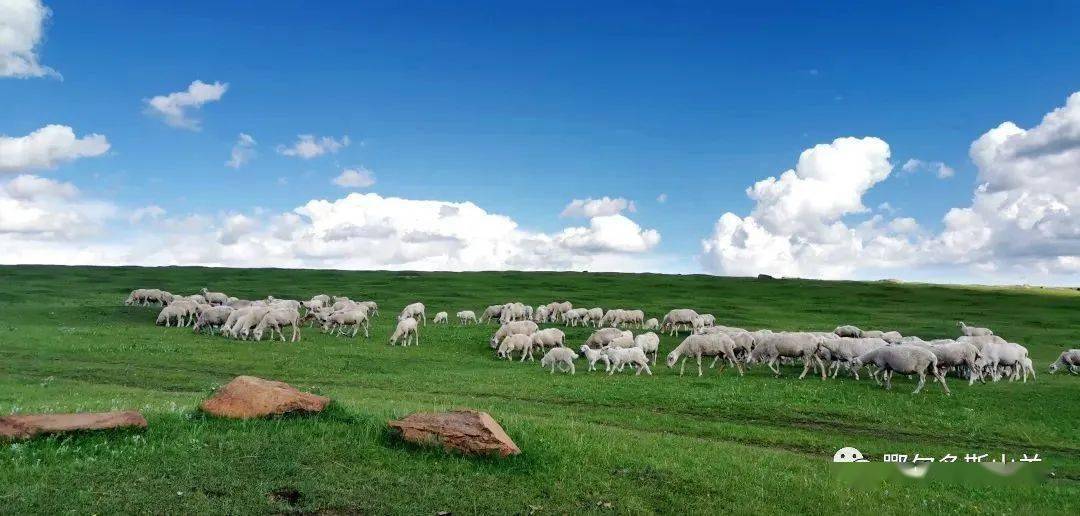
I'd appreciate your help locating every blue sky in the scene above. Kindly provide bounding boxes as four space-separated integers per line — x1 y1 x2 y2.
2 1 1079 284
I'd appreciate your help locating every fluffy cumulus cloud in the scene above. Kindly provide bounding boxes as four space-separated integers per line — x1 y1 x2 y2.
277 135 350 159
225 133 256 168
0 0 59 78
555 215 660 254
332 167 375 188
144 80 228 130
902 158 955 178
701 137 922 279
0 174 115 239
0 125 110 173
560 196 636 218
936 91 1080 276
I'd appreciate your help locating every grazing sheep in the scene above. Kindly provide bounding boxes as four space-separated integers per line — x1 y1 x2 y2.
229 307 271 340
252 308 302 342
156 303 191 327
480 304 505 323
603 347 652 375
584 327 632 349
548 301 573 322
666 333 743 376
489 320 539 348
531 328 566 351
499 302 529 324
634 332 661 365
606 334 638 349
356 301 379 317
661 308 700 336
200 288 229 305
540 347 578 374
433 311 449 324
324 309 371 338
1048 349 1080 374
389 317 420 346
746 332 824 380
533 305 551 323
192 306 234 334
929 340 982 385
957 321 993 337
399 302 427 325
125 288 150 306
833 325 863 338
457 310 478 325
579 345 610 372
584 307 605 327
600 309 625 328
497 334 534 361
643 318 660 330
851 346 950 395
879 331 903 344
563 308 588 327
698 314 716 327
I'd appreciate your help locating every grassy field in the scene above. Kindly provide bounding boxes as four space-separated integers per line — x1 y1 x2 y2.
0 265 1078 514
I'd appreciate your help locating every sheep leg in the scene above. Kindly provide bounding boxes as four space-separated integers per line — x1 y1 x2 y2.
767 358 781 376
679 357 686 375
815 355 827 380
798 357 811 380
937 371 951 395
912 371 926 394
638 362 651 376
697 355 704 377
884 370 893 390
709 356 720 369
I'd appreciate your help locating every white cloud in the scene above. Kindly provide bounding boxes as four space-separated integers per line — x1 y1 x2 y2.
0 0 59 79
276 134 350 159
901 158 955 179
0 125 110 173
128 205 165 224
0 174 115 239
225 133 256 168
656 193 668 203
560 196 636 218
145 80 228 130
555 214 660 254
332 167 375 189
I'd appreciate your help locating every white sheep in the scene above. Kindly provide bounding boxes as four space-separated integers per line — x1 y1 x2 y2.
533 305 551 323
497 333 534 361
746 332 824 380
661 308 700 336
479 304 504 323
324 309 370 338
457 310 478 325
562 308 588 327
583 327 631 349
433 311 449 324
817 337 888 380
643 318 660 330
578 345 610 372
666 333 742 377
833 325 863 338
584 307 605 327
603 347 652 375
928 340 982 385
229 307 271 340
540 347 578 374
606 334 638 349
389 317 420 346
531 328 566 351
200 288 229 305
1048 349 1080 374
957 321 993 337
490 320 539 348
851 345 950 395
976 341 1031 382
499 302 528 324
400 302 427 325
634 332 660 365
156 302 190 327
252 308 302 342
600 309 625 328
192 306 234 334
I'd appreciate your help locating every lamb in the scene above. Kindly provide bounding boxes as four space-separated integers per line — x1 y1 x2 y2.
324 309 370 338
851 346 950 395
497 334 534 361
928 340 982 385
389 317 420 346
666 333 742 376
531 328 566 351
457 310 478 325
661 308 700 336
540 347 578 374
1048 349 1080 374
634 332 661 365
200 288 229 305
603 347 652 375
584 327 631 349
643 318 660 330
192 306 234 335
746 332 825 380
957 321 993 337
579 345 610 372
489 320 539 348
433 311 449 324
833 325 863 338
400 302 427 325
252 308 302 342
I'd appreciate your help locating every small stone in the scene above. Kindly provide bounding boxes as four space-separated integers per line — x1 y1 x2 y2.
200 376 329 419
0 411 147 440
388 409 520 457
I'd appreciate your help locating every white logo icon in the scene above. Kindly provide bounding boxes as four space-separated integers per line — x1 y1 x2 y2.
833 447 869 462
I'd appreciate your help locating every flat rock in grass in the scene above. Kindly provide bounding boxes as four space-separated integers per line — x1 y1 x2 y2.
388 409 520 457
0 410 147 440
200 375 330 419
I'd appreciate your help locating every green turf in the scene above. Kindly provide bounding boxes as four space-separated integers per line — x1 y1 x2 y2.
0 265 1078 514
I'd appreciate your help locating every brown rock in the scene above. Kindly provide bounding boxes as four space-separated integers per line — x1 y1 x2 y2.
0 411 147 440
200 375 330 419
388 409 520 457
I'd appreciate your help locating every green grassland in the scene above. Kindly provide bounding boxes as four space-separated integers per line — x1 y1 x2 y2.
0 265 1078 514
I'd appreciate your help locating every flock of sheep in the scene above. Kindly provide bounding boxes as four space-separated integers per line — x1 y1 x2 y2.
126 289 1080 395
